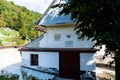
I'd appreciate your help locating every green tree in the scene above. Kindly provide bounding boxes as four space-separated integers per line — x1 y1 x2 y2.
55 0 120 79
0 11 6 27
28 29 38 40
0 0 41 42
19 26 27 40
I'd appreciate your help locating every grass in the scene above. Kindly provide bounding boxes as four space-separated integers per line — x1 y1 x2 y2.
4 38 16 42
0 27 20 46
0 27 19 38
0 28 18 36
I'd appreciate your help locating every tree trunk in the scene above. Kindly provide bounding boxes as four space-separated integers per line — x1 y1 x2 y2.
115 52 120 80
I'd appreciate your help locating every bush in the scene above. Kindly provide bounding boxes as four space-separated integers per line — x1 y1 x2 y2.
0 75 9 80
26 75 37 80
16 39 26 46
4 38 15 42
0 70 19 80
10 74 19 80
0 40 2 46
21 71 38 80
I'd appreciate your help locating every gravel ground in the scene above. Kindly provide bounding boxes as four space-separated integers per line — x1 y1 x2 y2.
0 48 21 75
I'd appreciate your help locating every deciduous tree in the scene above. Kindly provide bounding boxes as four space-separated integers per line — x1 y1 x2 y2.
54 0 120 79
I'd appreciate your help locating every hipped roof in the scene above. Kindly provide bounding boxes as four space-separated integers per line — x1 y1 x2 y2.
35 0 75 26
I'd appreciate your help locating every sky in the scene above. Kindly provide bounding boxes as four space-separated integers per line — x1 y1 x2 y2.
6 0 53 14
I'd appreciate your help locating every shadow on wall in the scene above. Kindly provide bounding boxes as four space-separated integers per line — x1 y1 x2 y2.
0 62 55 80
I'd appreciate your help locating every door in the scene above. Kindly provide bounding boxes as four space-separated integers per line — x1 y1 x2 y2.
59 51 80 79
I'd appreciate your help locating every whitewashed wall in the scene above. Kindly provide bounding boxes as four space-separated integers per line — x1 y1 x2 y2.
21 52 59 69
21 67 55 80
38 26 93 48
22 52 31 67
22 24 95 73
80 53 95 71
22 51 95 72
39 52 59 69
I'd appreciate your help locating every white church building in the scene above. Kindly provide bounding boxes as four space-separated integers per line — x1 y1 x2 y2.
19 0 97 79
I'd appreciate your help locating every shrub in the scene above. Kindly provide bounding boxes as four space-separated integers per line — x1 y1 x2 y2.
16 39 26 46
0 70 19 80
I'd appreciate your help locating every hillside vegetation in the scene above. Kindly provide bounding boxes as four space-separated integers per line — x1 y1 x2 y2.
0 0 42 46
0 27 19 46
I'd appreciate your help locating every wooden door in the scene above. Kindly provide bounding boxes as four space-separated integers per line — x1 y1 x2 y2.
59 51 80 79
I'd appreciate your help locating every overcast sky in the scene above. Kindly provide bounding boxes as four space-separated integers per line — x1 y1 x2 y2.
7 0 53 14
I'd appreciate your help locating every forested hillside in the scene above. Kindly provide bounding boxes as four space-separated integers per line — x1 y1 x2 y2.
0 0 42 46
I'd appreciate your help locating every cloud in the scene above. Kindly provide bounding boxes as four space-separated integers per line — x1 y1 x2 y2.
7 0 53 13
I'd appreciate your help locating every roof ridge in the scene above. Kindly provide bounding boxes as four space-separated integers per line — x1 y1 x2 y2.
35 0 57 25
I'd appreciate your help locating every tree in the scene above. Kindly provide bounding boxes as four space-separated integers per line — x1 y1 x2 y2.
0 11 6 27
54 0 120 79
0 0 41 41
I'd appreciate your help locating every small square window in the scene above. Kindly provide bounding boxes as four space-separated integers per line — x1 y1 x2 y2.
54 34 61 41
30 54 39 66
66 35 71 38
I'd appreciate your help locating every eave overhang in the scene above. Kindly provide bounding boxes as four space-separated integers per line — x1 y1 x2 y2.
35 25 46 32
19 48 98 53
34 23 76 31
